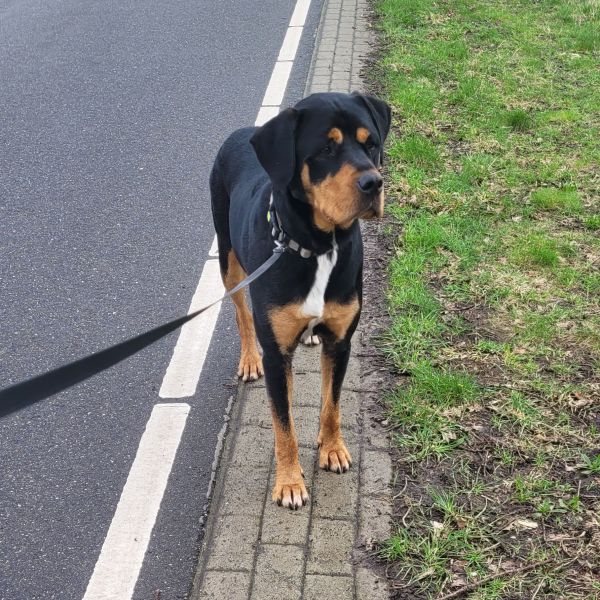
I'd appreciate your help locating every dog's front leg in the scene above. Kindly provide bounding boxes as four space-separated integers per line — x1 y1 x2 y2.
318 298 361 473
264 345 309 509
317 336 353 473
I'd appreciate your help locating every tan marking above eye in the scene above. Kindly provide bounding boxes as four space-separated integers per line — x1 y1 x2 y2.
356 127 370 144
327 127 343 144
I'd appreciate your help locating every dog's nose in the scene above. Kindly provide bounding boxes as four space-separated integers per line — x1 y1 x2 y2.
357 172 383 194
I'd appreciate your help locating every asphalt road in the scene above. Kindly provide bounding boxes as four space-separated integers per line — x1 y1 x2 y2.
0 1 323 598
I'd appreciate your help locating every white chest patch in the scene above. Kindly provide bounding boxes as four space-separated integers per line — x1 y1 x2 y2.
301 242 338 318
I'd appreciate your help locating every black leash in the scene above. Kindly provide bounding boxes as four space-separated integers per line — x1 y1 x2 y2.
0 245 285 419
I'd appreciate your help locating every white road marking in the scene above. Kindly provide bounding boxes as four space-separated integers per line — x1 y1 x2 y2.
159 258 224 398
83 3 315 598
82 403 190 600
290 0 311 26
208 234 219 257
159 0 312 400
256 105 280 126
278 26 303 61
262 60 294 106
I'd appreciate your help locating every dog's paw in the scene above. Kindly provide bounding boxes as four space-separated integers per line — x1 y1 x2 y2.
300 329 321 347
237 352 263 382
272 469 309 510
318 438 352 474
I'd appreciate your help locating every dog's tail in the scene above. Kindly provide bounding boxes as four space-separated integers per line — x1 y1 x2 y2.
209 151 233 276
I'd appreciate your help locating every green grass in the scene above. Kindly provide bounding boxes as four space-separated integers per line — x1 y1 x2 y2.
530 187 582 214
505 108 532 132
372 0 600 596
511 233 560 267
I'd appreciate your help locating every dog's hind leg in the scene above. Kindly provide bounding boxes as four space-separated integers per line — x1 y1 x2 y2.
210 160 263 381
300 319 321 347
222 249 263 381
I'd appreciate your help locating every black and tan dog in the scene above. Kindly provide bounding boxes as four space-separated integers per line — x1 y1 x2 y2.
210 92 391 509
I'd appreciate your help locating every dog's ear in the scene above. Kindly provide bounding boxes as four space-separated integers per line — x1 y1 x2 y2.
250 108 298 190
352 92 392 165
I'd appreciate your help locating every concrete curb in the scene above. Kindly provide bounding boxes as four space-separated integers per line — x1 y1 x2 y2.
190 1 392 598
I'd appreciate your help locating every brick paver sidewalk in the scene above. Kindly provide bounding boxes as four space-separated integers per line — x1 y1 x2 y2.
191 2 392 599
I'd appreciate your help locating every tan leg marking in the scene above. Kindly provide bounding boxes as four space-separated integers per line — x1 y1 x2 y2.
321 298 360 340
268 303 312 354
223 250 263 381
271 369 309 509
317 298 360 473
318 352 352 473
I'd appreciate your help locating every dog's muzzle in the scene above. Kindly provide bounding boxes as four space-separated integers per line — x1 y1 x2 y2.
356 170 384 219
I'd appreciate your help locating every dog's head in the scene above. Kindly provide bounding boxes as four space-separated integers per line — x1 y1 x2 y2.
250 92 391 232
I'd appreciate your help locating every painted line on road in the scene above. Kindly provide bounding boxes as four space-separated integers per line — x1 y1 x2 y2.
255 105 280 126
159 0 312 399
262 60 294 106
82 403 190 600
82 2 314 598
290 0 311 26
278 26 303 61
159 259 224 398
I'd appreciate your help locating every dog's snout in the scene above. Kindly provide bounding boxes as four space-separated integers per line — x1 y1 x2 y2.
357 171 383 194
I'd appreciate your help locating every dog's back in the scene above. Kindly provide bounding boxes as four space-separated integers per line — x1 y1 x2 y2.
210 126 272 274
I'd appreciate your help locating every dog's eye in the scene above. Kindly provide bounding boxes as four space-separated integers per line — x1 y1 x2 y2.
364 138 376 151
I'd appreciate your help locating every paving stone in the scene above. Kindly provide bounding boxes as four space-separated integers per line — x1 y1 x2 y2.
312 465 358 520
295 404 321 448
331 83 351 93
356 567 389 600
261 494 311 546
196 2 394 598
358 495 392 546
206 514 260 572
340 390 360 429
251 544 304 600
219 466 269 516
313 67 332 77
294 372 321 407
310 78 331 90
341 356 361 389
199 570 251 600
362 408 390 450
361 449 392 496
307 518 354 575
293 345 320 373
240 387 269 427
304 574 354 600
310 83 330 93
231 425 272 467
